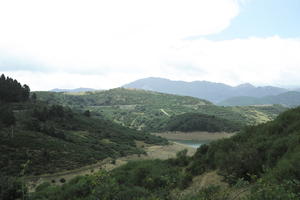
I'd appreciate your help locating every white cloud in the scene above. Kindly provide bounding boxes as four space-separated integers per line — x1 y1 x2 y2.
0 0 239 69
0 0 300 90
161 36 300 86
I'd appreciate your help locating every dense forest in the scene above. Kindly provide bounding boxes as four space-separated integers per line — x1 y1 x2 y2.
0 74 30 103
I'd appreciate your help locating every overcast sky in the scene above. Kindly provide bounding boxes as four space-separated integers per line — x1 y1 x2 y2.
0 0 300 90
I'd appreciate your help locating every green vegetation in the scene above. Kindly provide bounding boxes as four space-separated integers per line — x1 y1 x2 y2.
0 74 30 103
0 74 167 200
28 106 300 200
30 156 192 200
35 88 286 132
187 106 300 198
0 102 166 177
163 113 242 132
1 74 297 199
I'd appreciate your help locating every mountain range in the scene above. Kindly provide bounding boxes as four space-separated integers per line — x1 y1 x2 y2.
123 77 289 103
50 88 98 93
218 91 300 107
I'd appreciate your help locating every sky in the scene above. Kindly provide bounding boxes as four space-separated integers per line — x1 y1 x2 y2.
0 0 300 91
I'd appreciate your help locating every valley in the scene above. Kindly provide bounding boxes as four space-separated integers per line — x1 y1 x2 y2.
1 74 299 200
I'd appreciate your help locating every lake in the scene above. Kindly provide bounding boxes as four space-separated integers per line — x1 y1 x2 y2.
169 139 211 148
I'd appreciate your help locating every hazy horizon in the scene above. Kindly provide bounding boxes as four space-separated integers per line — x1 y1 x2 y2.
27 76 300 92
1 0 300 90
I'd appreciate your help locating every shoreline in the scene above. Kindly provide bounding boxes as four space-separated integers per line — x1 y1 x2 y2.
152 131 235 141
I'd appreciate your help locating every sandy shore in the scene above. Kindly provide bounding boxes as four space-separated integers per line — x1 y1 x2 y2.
152 131 235 141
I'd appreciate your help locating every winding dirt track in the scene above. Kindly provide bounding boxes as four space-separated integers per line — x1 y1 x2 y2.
26 142 196 192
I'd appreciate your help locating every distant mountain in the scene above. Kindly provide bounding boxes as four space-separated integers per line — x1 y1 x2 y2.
50 88 97 93
218 91 300 107
123 77 288 103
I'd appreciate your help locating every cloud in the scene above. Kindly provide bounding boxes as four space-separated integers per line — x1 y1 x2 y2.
160 36 300 86
0 0 239 70
0 0 300 90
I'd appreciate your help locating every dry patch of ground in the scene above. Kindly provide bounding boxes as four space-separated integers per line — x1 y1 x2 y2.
153 131 235 141
26 141 195 192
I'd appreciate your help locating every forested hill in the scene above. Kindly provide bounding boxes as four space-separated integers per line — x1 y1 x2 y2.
0 75 167 178
28 106 300 200
187 106 300 198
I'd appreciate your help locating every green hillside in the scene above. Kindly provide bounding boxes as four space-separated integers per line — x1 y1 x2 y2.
0 102 166 177
35 89 287 132
163 113 242 132
29 107 300 200
0 75 166 178
187 106 300 199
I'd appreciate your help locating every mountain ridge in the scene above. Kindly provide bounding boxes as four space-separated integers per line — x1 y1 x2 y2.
123 77 289 103
219 91 300 107
50 88 98 93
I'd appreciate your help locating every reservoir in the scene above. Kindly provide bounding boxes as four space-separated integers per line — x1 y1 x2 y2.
169 139 211 148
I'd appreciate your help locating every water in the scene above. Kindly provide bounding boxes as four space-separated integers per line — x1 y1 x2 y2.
169 139 211 148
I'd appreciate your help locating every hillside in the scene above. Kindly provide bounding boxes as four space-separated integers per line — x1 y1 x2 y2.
29 107 300 200
163 113 242 132
37 87 211 106
186 106 300 199
0 75 167 178
123 77 288 103
35 88 287 132
219 91 300 107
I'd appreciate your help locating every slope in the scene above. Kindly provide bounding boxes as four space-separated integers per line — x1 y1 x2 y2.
0 76 167 178
187 106 300 198
163 113 242 132
35 88 286 132
29 107 300 200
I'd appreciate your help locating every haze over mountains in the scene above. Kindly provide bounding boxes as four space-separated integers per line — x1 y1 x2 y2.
50 88 98 93
218 91 300 107
123 77 290 103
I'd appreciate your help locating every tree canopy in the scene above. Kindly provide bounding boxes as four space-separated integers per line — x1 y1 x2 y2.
0 74 30 103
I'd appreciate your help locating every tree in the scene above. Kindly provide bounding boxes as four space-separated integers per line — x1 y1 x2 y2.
0 74 31 102
0 107 16 138
84 110 91 117
22 84 30 101
31 93 37 103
